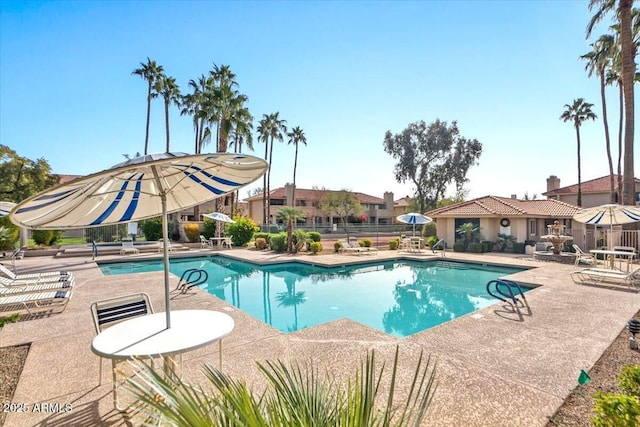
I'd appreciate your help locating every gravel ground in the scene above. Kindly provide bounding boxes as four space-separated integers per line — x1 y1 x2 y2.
1 310 638 426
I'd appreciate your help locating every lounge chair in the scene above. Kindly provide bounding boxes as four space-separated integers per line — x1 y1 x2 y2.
0 263 72 282
338 239 365 255
90 293 154 411
157 240 177 253
0 289 73 315
119 238 139 255
572 244 594 266
348 237 377 254
200 235 212 249
0 275 74 295
571 267 640 290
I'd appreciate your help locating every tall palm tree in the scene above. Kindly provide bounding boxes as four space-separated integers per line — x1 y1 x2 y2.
155 75 181 153
257 113 287 226
257 116 271 226
560 99 598 207
582 34 616 202
229 107 254 214
287 126 307 207
132 58 164 155
587 0 635 205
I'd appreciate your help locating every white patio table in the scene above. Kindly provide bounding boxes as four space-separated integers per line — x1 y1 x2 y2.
590 249 636 272
91 309 234 372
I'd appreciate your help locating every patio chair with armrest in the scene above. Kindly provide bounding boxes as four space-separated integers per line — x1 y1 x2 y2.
200 235 213 249
90 292 154 411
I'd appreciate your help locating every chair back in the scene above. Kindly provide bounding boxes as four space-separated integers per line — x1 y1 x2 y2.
0 263 17 279
121 238 134 249
90 292 153 334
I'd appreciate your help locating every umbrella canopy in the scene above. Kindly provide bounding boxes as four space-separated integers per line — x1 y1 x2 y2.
0 202 16 218
202 212 235 223
10 152 268 328
396 212 433 236
572 204 640 226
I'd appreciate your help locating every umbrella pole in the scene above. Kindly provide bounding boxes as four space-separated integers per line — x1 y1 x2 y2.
162 196 171 329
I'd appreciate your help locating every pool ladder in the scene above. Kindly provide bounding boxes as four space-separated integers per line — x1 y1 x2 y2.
486 279 531 320
174 268 209 294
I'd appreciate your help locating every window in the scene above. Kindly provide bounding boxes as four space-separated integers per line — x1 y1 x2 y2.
529 220 536 236
296 200 307 207
270 199 285 206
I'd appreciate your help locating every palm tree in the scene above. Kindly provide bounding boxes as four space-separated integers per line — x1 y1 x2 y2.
276 206 305 253
581 34 616 202
587 0 635 205
155 74 181 153
132 58 164 155
229 107 254 214
287 126 307 206
257 113 287 226
257 116 270 226
560 99 597 207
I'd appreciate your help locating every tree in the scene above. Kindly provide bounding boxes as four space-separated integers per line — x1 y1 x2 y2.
0 145 58 202
257 113 287 226
587 0 636 205
560 98 597 207
456 222 479 250
309 185 328 230
383 120 482 213
320 191 363 236
287 126 307 206
155 74 181 153
582 34 616 202
276 206 306 253
132 58 164 155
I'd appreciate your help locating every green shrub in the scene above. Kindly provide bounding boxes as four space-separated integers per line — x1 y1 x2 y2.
468 242 483 253
619 365 640 398
32 229 54 246
226 217 259 247
254 232 271 244
591 392 640 427
308 231 322 242
481 240 494 252
452 242 465 252
512 242 525 254
270 232 287 252
310 241 323 254
255 237 267 250
202 219 216 239
422 222 437 238
362 238 372 247
140 217 163 241
389 239 399 250
183 223 200 243
292 230 308 253
334 241 342 252
426 235 439 248
0 217 19 250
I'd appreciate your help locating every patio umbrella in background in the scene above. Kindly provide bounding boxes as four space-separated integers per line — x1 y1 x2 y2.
10 152 268 328
202 212 236 240
572 204 640 248
396 212 433 236
0 201 16 217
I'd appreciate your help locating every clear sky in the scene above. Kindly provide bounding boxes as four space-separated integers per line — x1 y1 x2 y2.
1 1 636 203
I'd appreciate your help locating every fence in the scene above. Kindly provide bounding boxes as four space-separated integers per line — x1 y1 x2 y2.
564 229 640 251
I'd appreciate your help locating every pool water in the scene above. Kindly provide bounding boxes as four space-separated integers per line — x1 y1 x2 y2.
100 257 527 337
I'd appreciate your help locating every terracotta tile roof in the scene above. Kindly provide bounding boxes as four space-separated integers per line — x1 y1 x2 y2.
543 174 639 195
425 195 579 218
244 187 385 204
394 197 412 207
57 174 81 184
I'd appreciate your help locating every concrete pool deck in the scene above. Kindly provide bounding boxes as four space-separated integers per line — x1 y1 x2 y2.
1 248 639 426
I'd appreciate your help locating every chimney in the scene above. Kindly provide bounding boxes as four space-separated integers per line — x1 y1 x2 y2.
547 175 560 192
511 194 517 199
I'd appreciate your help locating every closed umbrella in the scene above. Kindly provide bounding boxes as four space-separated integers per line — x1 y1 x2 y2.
396 212 433 236
572 204 640 248
10 152 268 328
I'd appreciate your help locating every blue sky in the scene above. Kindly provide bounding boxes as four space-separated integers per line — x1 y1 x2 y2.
1 1 636 202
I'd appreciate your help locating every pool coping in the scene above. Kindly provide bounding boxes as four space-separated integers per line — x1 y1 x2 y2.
2 248 639 426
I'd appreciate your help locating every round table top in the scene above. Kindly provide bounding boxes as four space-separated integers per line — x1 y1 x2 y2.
91 309 234 359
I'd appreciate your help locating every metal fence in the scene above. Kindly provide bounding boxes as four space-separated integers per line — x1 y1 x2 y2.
564 229 640 251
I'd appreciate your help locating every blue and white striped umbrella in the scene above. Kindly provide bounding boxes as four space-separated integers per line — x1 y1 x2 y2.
573 204 640 227
0 202 16 218
396 212 433 236
202 212 235 224
10 152 268 328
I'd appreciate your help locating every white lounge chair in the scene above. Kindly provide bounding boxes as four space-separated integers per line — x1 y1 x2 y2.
572 244 594 266
200 235 213 249
119 238 139 255
571 267 640 290
0 289 73 315
0 263 72 282
0 275 74 295
348 237 377 254
338 239 365 255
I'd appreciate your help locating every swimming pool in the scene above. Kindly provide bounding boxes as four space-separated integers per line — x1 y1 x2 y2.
100 257 528 337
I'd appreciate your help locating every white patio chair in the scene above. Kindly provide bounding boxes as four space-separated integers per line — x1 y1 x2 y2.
119 238 139 255
200 235 213 249
572 244 594 266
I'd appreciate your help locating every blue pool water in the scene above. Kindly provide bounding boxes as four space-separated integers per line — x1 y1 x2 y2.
100 257 528 337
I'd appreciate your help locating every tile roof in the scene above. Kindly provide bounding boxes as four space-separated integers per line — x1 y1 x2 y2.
244 187 385 204
543 174 640 195
394 197 412 207
425 195 579 218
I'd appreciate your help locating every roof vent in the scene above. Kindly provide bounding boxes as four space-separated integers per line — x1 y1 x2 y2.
511 194 517 199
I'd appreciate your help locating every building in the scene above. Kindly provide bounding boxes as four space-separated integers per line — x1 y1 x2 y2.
244 184 397 228
543 174 640 207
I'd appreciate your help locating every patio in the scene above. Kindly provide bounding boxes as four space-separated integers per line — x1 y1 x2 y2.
1 248 639 426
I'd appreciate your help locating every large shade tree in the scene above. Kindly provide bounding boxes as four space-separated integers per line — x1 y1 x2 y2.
320 191 363 237
132 58 164 155
0 145 58 202
560 98 597 207
383 120 482 213
287 126 307 206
